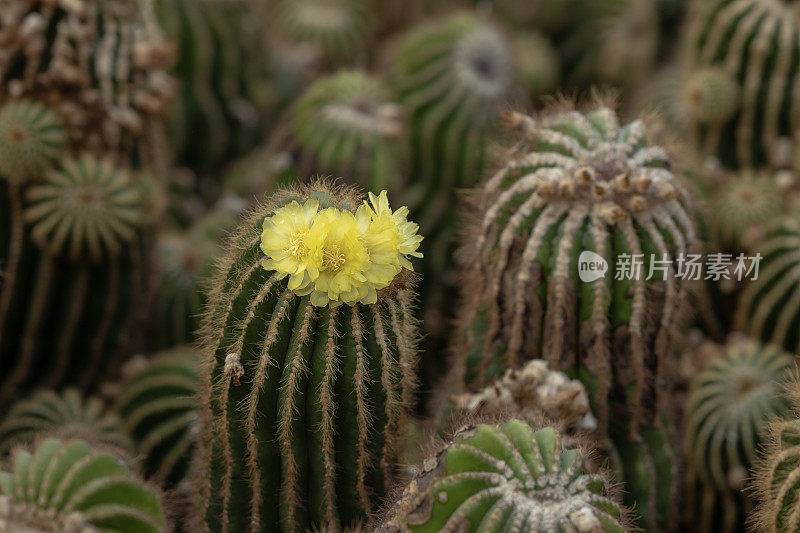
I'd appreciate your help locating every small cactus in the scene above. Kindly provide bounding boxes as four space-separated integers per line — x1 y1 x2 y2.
511 31 561 103
0 100 67 183
116 348 200 485
0 388 131 455
453 103 697 531
378 419 630 532
193 182 422 531
750 380 800 533
684 0 800 168
0 0 174 158
0 438 167 532
736 217 800 355
683 336 795 532
0 152 155 408
267 70 407 194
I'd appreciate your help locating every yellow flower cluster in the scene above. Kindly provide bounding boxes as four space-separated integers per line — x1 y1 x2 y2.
260 191 423 307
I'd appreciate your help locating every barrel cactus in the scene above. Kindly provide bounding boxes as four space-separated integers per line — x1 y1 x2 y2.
736 216 800 355
751 381 800 533
683 336 794 532
267 70 407 194
193 182 422 531
511 31 561 103
154 0 272 175
378 419 631 532
0 140 154 407
390 11 516 348
0 437 167 532
453 104 697 531
0 389 131 454
0 0 174 158
684 0 800 168
116 348 200 485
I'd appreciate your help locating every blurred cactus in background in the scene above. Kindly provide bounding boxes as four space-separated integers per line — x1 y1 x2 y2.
684 336 794 532
0 437 167 532
453 103 697 531
379 419 631 532
116 348 200 486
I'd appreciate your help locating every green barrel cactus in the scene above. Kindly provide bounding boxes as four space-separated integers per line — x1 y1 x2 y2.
389 11 517 347
0 0 174 158
0 389 131 455
683 336 794 533
751 381 800 533
685 0 800 169
378 420 630 532
270 0 370 69
267 70 407 194
453 104 697 531
0 140 154 408
736 217 800 354
0 437 167 532
154 0 273 175
193 182 422 531
152 210 236 349
116 348 200 485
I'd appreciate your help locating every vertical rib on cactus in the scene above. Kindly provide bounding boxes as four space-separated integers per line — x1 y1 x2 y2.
116 348 200 485
0 437 167 532
377 419 631 532
0 152 152 408
0 388 131 455
193 182 420 532
154 0 271 174
685 0 800 168
0 0 174 158
453 104 697 531
683 336 794 533
736 217 800 354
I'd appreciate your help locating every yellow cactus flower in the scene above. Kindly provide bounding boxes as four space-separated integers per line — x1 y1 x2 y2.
366 191 423 270
260 199 322 291
304 207 371 307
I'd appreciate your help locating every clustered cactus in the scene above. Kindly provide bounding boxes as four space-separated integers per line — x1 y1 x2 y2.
193 183 422 531
379 419 630 532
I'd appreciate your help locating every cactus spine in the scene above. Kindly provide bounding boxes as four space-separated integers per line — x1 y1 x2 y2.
194 183 421 531
0 438 167 532
683 336 794 532
0 148 152 408
379 419 630 532
736 217 800 354
453 104 697 531
268 70 407 193
0 388 131 455
685 0 800 168
116 348 200 485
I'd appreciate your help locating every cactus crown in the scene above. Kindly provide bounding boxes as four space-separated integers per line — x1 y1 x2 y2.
683 67 740 125
0 101 67 184
0 438 166 533
22 155 144 262
0 389 131 455
685 336 794 492
381 420 628 532
736 217 800 354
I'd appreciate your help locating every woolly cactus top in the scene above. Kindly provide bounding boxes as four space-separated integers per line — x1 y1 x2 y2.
259 186 422 306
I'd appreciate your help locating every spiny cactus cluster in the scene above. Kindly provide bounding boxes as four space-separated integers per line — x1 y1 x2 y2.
379 419 630 532
0 437 167 532
194 183 421 531
684 336 795 532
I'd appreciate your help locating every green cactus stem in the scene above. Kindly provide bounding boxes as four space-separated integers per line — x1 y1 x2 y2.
0 100 67 184
0 438 167 532
683 336 794 533
453 104 697 531
685 0 800 168
378 419 631 532
0 389 131 455
116 348 200 486
193 182 421 532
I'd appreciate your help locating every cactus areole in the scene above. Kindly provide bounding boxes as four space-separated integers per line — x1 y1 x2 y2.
195 183 422 532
